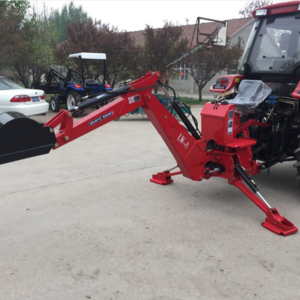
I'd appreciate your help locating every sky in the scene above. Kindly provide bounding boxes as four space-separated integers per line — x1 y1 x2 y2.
34 0 291 32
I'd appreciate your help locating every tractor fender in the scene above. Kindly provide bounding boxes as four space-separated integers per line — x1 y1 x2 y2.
66 86 84 95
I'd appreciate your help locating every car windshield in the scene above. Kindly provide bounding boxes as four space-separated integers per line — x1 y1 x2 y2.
0 77 23 90
247 15 300 73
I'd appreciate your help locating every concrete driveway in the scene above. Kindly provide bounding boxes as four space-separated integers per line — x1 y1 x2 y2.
0 107 299 300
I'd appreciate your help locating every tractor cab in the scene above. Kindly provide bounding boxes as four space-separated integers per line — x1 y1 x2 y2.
239 1 300 97
209 1 300 189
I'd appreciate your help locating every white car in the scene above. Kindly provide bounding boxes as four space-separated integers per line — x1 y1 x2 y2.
0 76 49 116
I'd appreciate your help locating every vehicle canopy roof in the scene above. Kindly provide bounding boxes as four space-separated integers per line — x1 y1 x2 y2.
68 53 106 60
252 1 300 18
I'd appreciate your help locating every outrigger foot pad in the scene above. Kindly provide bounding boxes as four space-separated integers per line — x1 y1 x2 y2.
0 112 57 165
151 171 174 185
263 208 298 236
150 169 182 185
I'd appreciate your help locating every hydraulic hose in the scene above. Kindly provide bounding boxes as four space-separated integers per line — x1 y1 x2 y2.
157 79 201 140
70 85 130 111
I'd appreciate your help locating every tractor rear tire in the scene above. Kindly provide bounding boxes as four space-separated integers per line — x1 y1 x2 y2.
66 91 81 118
294 134 300 182
50 96 60 112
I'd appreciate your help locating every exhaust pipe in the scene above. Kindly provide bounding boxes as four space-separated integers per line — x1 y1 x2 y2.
0 112 57 165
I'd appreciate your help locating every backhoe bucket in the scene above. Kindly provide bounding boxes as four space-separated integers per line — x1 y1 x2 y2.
0 112 57 165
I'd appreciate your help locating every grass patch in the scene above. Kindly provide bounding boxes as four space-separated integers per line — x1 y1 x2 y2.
45 94 67 110
44 92 212 113
156 94 211 105
178 96 212 105
46 94 53 102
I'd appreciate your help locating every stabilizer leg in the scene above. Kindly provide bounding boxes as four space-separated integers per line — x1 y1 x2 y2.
233 178 298 236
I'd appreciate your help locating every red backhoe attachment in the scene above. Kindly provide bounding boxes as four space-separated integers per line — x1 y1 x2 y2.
0 71 297 236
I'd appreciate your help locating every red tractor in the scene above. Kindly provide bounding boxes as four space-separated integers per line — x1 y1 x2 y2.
210 1 300 190
0 1 299 236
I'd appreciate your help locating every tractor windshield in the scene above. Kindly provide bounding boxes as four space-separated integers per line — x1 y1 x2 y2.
240 14 300 74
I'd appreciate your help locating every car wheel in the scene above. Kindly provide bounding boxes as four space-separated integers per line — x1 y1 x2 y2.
66 91 81 118
50 96 60 112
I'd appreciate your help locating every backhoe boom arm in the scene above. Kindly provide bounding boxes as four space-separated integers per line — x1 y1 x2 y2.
45 71 201 179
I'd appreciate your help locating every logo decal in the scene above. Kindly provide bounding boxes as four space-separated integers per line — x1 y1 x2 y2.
128 95 140 104
177 134 190 149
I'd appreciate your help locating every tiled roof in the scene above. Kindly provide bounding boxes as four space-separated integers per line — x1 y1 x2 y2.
129 17 253 46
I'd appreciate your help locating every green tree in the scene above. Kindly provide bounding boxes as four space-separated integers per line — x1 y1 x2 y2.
239 0 273 18
48 1 88 43
0 1 29 75
9 10 58 87
142 21 188 77
0 0 29 12
55 19 141 88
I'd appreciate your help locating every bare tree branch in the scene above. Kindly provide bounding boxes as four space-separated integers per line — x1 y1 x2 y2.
239 0 273 18
186 42 242 102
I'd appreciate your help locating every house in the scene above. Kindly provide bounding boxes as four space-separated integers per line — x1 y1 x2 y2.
130 17 254 97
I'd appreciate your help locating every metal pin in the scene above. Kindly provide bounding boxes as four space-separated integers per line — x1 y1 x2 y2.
207 168 221 174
